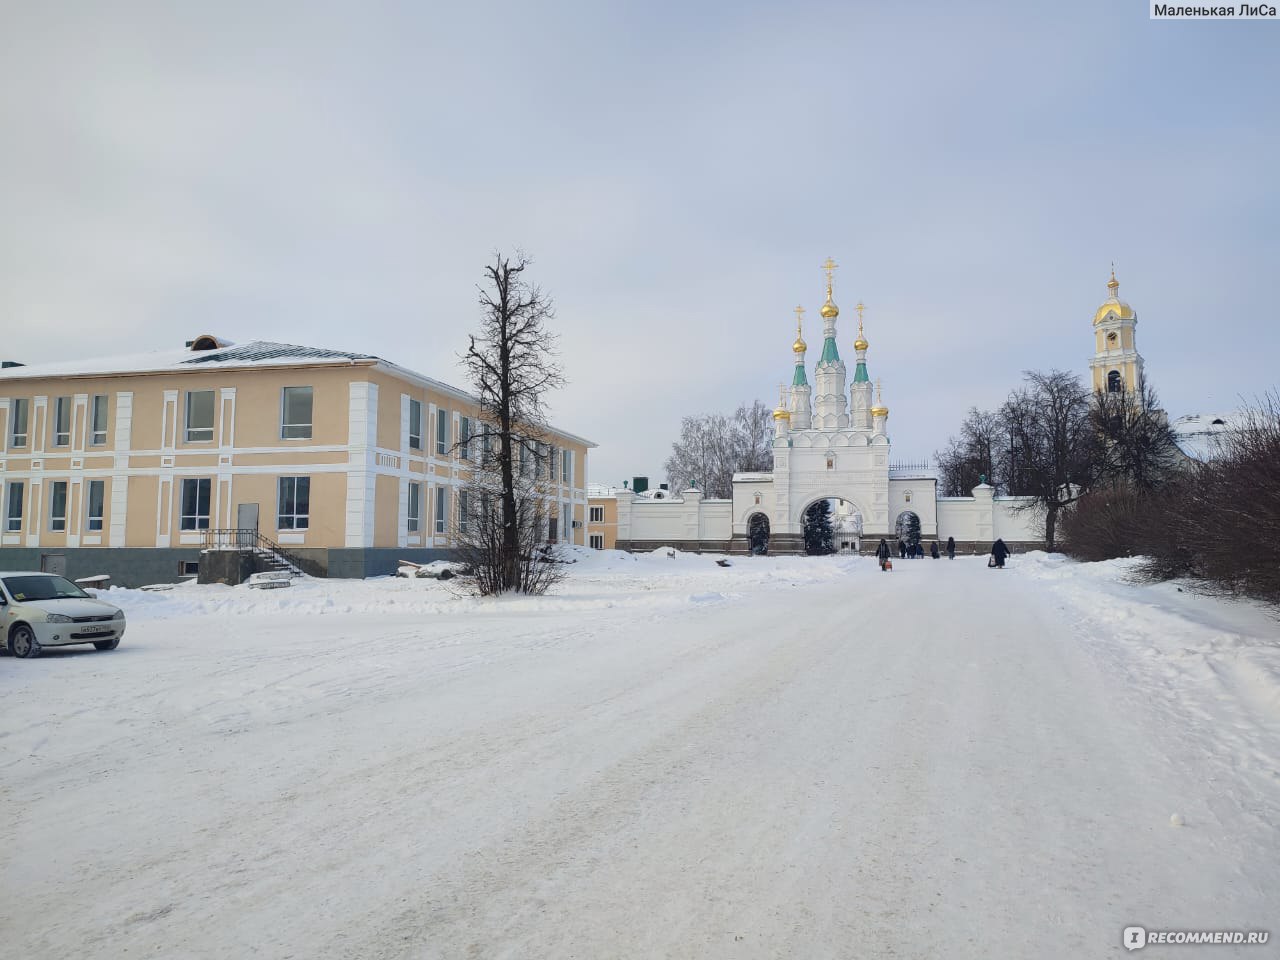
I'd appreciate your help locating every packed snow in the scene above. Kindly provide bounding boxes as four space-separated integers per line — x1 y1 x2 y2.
2 548 1278 958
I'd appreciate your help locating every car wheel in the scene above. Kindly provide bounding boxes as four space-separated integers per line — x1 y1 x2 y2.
9 624 42 659
93 637 121 651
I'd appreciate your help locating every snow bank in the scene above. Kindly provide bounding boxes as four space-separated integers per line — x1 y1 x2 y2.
104 548 866 621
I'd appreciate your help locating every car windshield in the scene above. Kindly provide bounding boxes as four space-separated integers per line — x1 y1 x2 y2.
2 575 91 602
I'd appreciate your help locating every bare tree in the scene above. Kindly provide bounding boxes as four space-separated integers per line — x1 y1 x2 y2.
1002 369 1102 550
934 407 1006 497
733 400 774 473
460 252 566 594
1091 376 1181 492
663 401 774 497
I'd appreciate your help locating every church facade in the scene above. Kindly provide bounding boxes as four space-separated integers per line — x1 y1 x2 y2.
602 260 1045 556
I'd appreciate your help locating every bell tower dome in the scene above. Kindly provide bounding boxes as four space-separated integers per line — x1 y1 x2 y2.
1089 265 1144 396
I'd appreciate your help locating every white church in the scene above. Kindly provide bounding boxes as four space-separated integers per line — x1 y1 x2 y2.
604 259 1046 555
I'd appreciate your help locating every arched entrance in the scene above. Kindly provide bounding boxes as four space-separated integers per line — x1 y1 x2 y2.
747 513 770 555
895 510 921 552
803 498 863 555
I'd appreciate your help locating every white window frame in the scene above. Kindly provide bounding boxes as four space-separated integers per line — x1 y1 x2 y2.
434 485 447 535
9 398 29 447
179 478 212 531
436 407 448 456
86 479 105 532
409 399 422 450
458 489 469 533
590 534 604 550
590 506 604 523
562 449 573 486
407 482 421 533
90 394 109 445
52 396 71 447
281 386 314 440
49 480 68 531
277 476 310 530
459 416 471 461
185 390 215 443
5 480 23 532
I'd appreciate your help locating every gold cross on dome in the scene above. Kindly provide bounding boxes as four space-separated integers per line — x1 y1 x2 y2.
876 377 883 403
793 304 805 322
822 257 838 286
778 383 788 408
855 301 865 331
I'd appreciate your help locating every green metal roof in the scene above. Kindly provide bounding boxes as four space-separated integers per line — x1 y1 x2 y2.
818 336 840 365
853 360 869 383
792 362 808 387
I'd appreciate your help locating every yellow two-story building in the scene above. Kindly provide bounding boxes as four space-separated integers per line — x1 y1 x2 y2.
0 336 594 585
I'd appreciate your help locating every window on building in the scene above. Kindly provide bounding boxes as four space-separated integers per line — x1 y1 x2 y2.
90 395 109 445
277 477 310 530
562 449 572 485
281 387 313 439
409 399 422 450
180 478 212 530
49 480 68 531
5 481 23 532
1107 370 1123 393
548 515 558 543
407 482 421 533
562 511 570 540
480 426 492 464
434 486 447 534
549 445 557 482
436 407 448 455
179 560 200 577
185 390 215 442
590 506 604 523
459 416 471 460
590 534 604 550
458 489 469 534
86 479 105 531
10 398 29 447
52 396 71 446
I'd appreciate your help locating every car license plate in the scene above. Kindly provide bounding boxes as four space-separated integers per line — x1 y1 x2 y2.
82 626 110 634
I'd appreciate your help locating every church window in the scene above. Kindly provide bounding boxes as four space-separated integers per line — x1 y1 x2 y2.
826 453 835 470
904 491 913 503
1107 370 1123 393
753 493 761 505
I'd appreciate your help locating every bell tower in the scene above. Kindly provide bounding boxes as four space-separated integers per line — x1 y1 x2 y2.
1089 265 1144 396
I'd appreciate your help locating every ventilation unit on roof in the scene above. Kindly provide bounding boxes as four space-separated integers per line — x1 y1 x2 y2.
186 334 229 351
1 361 24 368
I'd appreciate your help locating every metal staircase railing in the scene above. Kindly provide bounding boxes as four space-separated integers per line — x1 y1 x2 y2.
200 528 307 578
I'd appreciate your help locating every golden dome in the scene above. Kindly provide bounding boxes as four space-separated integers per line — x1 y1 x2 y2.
820 298 839 319
871 404 889 418
1094 266 1135 324
1093 299 1135 324
793 336 807 354
854 336 869 351
773 407 791 421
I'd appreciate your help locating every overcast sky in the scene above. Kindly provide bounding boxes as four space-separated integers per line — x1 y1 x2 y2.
2 1 1276 485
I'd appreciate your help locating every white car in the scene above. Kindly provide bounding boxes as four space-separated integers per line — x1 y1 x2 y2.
1 572 127 659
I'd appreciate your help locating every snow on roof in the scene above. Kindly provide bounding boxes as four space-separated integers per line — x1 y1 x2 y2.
1172 412 1238 462
0 340 379 380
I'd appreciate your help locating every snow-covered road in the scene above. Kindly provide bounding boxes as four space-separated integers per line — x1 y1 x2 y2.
3 553 1277 958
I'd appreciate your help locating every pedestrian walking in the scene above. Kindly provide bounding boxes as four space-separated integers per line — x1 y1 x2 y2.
990 538 1009 569
930 541 939 559
898 540 907 559
946 536 955 560
876 538 891 571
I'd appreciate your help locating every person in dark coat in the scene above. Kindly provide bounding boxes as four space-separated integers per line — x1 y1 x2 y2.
930 541 939 559
898 539 907 559
916 542 925 559
875 538 891 570
991 538 1010 568
946 536 956 559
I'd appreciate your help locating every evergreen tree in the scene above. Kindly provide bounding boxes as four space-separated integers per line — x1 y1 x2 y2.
803 499 835 555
